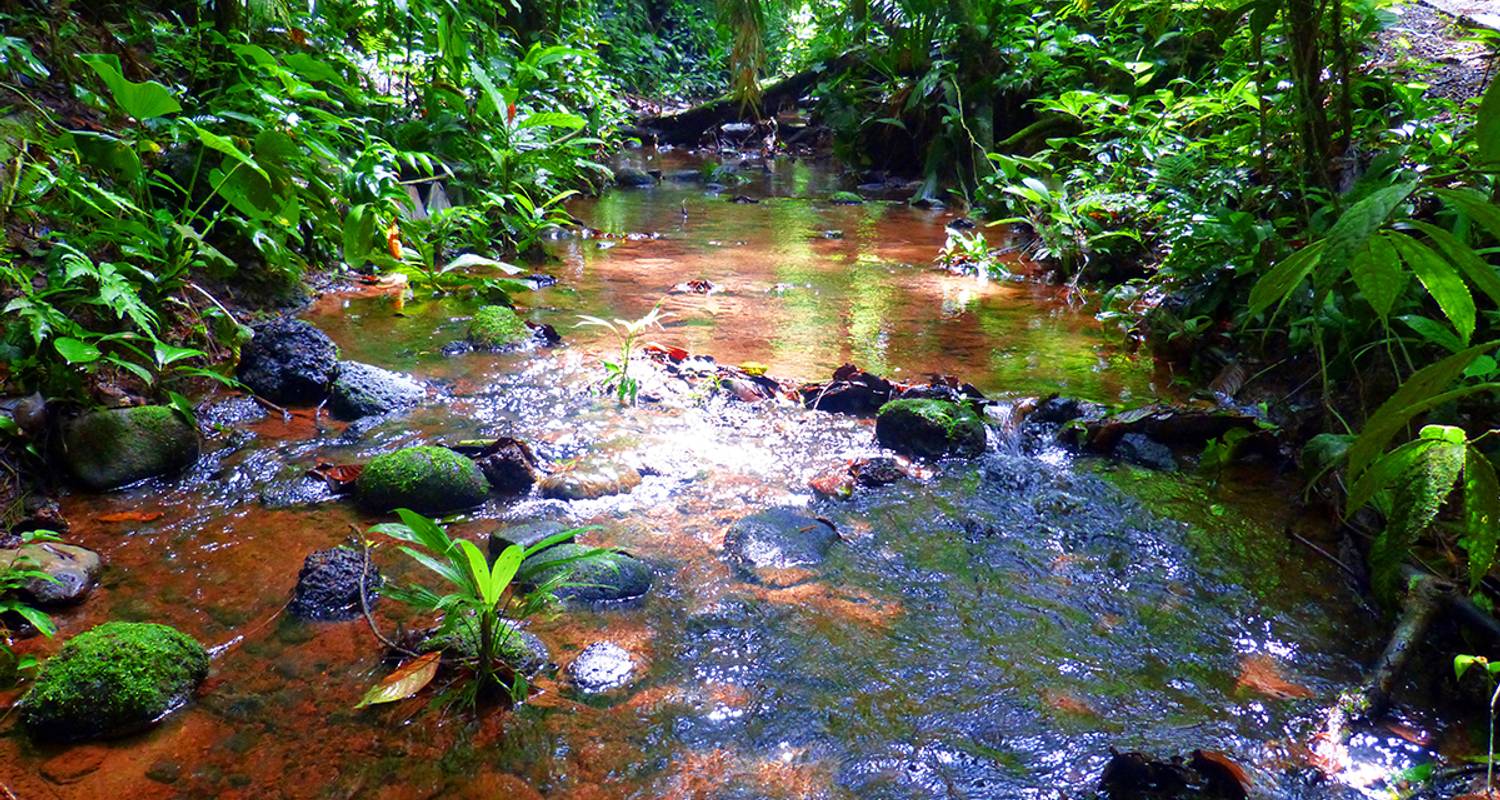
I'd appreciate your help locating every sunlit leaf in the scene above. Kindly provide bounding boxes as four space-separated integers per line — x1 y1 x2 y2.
77 54 181 121
354 651 440 708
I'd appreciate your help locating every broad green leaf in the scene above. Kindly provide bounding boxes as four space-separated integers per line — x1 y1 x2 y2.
1316 180 1419 294
355 651 440 708
53 337 100 364
77 54 181 121
13 605 55 637
167 391 197 427
1398 314 1465 354
190 122 269 180
1463 448 1500 590
1477 72 1500 167
1247 240 1326 320
1346 438 1439 515
1457 654 1483 681
490 544 524 601
1371 437 1464 601
154 342 204 368
519 111 586 130
1349 233 1404 320
456 539 497 606
1409 221 1500 308
1433 188 1500 244
281 53 341 84
1346 343 1498 481
343 204 375 268
1389 232 1475 344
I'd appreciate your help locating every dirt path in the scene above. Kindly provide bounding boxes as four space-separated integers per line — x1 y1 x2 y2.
1373 1 1495 102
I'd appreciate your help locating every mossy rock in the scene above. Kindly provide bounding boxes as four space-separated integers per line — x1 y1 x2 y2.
466 306 531 349
355 446 490 514
518 543 652 605
875 399 987 459
20 622 209 741
329 361 424 421
419 619 549 673
830 191 865 205
61 406 200 490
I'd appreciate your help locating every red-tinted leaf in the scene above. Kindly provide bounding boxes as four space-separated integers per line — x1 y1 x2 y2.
355 651 440 708
96 510 163 523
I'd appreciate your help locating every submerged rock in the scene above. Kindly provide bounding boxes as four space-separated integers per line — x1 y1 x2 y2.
329 361 424 421
289 547 382 621
567 641 636 693
613 166 657 187
0 542 100 606
487 520 574 560
236 318 339 405
875 399 987 459
538 461 642 501
518 543 652 604
355 446 489 514
21 622 209 741
723 507 839 579
466 305 532 350
61 406 200 490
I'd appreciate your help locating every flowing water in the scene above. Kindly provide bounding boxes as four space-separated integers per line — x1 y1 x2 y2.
2 154 1428 799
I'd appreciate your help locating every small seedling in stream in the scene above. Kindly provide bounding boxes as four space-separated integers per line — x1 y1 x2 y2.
577 303 668 405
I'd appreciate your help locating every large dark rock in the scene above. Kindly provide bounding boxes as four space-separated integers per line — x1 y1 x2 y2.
722 507 839 578
354 446 490 514
801 364 893 415
518 543 652 604
329 361 424 421
61 406 200 490
0 543 101 606
289 547 382 621
1028 395 1108 427
1114 433 1177 471
236 318 339 405
1082 404 1261 452
875 399 987 459
20 622 209 741
474 439 540 495
613 166 658 187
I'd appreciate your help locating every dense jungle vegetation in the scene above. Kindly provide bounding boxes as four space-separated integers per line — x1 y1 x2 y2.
5 0 1500 794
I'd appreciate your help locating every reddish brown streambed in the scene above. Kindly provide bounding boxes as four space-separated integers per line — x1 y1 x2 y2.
1 154 1423 799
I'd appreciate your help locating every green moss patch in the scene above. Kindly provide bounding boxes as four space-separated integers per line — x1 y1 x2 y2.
875 398 987 459
355 446 489 513
466 305 531 349
61 405 200 490
21 621 208 741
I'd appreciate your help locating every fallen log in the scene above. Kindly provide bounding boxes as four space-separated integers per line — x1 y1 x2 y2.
638 54 859 144
1358 570 1446 719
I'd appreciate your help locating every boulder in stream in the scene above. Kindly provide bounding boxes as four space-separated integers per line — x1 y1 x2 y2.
355 446 490 514
61 405 200 490
474 439 541 495
613 166 658 187
801 363 894 414
875 399 987 459
0 542 101 606
236 318 339 405
518 542 653 604
20 622 209 741
329 361 424 421
1114 433 1178 471
289 546 382 621
487 520 574 560
538 460 642 501
723 507 839 583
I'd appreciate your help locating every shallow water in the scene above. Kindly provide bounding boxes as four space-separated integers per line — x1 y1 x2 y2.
2 153 1420 799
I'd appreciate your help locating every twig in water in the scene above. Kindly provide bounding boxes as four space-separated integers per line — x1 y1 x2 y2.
351 525 418 658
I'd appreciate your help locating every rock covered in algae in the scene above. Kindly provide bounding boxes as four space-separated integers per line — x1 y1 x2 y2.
21 622 209 741
355 446 489 514
61 405 200 490
875 398 987 459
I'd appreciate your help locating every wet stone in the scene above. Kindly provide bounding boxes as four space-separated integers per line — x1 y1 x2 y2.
236 318 339 405
518 543 652 605
566 641 636 693
61 405 201 491
475 440 540 495
614 166 657 187
539 461 642 501
875 398 987 459
329 361 424 421
851 456 904 487
354 446 490 514
0 542 100 606
487 520 574 560
1115 433 1178 471
289 547 382 621
723 508 839 584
